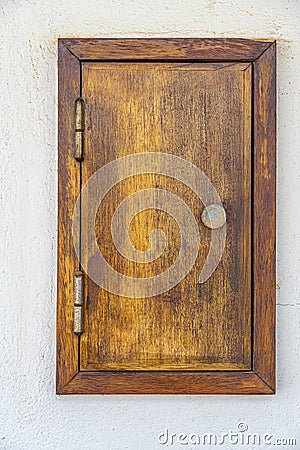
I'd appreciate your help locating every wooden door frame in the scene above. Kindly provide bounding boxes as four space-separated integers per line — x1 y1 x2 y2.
57 38 276 394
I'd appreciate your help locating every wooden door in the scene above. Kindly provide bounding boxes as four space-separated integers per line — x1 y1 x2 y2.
57 39 276 394
80 62 251 371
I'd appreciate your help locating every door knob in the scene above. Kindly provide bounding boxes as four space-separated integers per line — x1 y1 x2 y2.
201 204 226 229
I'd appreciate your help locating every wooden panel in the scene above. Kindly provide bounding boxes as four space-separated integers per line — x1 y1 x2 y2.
56 38 276 395
60 371 273 395
56 42 81 391
80 62 252 371
61 38 272 61
253 43 276 390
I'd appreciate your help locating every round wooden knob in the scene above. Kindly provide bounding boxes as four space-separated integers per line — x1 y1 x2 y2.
201 204 226 229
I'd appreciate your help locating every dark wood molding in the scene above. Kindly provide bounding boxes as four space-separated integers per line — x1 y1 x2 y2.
252 42 276 391
59 38 272 62
58 370 274 395
57 38 276 395
56 41 81 393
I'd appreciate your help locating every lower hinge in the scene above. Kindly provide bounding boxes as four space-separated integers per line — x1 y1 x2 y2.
74 270 84 335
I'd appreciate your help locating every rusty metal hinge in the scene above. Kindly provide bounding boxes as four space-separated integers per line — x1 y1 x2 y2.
74 98 84 161
74 270 84 334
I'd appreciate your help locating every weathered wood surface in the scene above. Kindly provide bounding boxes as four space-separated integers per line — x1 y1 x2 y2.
61 38 272 61
61 371 274 395
253 42 276 391
80 62 252 372
56 38 276 395
56 42 81 392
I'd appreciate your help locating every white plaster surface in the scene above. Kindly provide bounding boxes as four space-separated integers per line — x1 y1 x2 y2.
0 1 300 449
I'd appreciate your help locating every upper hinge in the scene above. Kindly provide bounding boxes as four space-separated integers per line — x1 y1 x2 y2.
74 98 84 161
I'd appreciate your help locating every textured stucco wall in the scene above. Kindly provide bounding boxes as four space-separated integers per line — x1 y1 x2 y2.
1 1 300 449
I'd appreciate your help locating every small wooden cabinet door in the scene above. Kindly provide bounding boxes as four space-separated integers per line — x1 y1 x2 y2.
57 39 276 394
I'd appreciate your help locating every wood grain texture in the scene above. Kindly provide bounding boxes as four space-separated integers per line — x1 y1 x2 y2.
253 42 276 391
57 38 276 395
80 62 252 372
56 42 81 392
60 38 272 61
59 371 273 395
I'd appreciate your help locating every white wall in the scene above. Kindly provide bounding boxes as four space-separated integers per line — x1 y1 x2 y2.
1 1 300 449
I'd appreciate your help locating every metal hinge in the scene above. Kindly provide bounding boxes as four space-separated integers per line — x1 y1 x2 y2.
74 270 84 335
74 98 84 161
